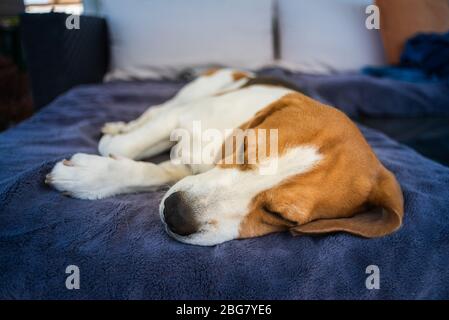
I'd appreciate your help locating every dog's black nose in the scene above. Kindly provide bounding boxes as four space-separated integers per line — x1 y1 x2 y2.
163 191 199 236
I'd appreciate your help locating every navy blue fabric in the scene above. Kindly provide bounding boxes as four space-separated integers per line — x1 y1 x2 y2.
1 73 449 299
401 31 449 79
362 66 441 83
259 68 449 118
363 31 449 83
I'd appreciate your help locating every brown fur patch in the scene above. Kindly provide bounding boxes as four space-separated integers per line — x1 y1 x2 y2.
202 68 221 77
223 93 404 240
232 71 251 81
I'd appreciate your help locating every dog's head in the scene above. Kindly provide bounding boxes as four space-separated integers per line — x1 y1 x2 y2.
160 93 404 246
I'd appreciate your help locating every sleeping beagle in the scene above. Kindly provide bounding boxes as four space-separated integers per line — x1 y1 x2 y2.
46 68 404 246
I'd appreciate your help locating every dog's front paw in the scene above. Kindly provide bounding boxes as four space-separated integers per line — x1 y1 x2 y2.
101 121 127 135
45 153 130 200
98 134 136 159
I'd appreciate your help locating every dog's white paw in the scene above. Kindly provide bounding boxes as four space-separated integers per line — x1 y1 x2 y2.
98 134 141 160
101 121 127 135
45 153 132 200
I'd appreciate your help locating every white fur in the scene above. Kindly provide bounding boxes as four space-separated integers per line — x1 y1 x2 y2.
99 83 291 161
159 146 323 246
101 68 252 136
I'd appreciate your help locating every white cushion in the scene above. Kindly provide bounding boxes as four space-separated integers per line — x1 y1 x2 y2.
95 0 274 80
277 0 386 73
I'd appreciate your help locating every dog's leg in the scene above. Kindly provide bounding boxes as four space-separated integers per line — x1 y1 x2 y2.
100 74 216 136
46 153 192 200
101 104 167 135
98 107 181 160
101 68 247 136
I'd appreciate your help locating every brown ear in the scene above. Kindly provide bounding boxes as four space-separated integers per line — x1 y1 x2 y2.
292 168 404 238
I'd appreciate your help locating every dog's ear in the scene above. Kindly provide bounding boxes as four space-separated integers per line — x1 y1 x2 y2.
292 168 404 238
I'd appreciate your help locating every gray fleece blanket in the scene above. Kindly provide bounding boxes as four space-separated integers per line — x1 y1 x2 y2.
1 71 449 299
